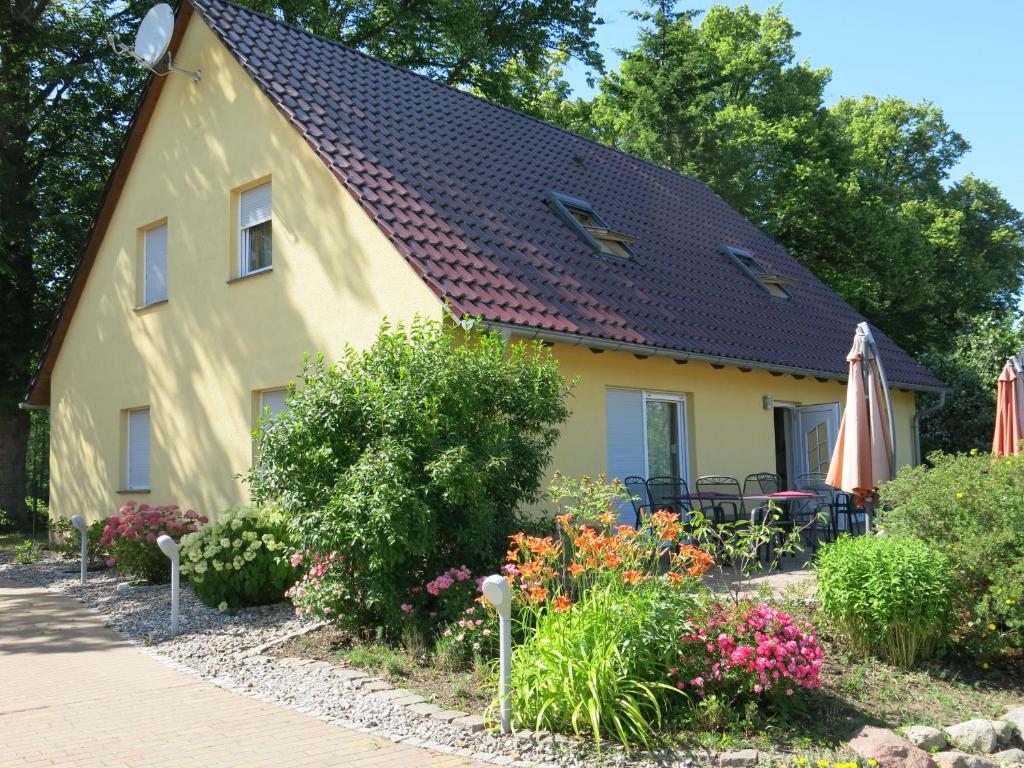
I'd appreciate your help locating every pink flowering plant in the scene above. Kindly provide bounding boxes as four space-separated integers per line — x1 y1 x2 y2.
673 602 824 705
285 549 350 623
100 501 207 583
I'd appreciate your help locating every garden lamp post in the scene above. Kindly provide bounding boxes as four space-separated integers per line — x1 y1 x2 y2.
482 574 512 734
156 535 180 635
70 515 88 585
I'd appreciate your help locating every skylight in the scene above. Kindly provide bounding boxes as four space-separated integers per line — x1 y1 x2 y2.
727 246 795 301
548 191 636 260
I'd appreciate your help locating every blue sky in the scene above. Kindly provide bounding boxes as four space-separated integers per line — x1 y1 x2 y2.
562 0 1024 212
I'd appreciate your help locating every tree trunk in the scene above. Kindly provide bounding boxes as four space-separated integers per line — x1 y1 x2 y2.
0 407 30 528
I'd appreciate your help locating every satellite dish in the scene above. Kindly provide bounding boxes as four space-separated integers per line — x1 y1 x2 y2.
134 3 175 68
108 3 200 81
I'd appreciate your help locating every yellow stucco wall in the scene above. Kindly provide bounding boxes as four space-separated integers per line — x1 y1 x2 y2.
541 344 917 498
48 14 444 523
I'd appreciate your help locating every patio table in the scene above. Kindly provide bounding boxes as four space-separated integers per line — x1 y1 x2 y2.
667 491 816 525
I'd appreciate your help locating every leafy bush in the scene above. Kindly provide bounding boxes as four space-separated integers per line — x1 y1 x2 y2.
505 509 713 749
14 539 43 564
100 502 206 584
179 507 297 610
0 508 11 532
249 317 571 630
879 450 1024 651
816 534 957 665
51 517 109 568
674 602 823 702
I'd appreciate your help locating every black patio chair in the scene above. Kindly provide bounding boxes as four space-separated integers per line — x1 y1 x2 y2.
694 475 744 525
745 472 790 562
623 475 652 528
794 472 837 547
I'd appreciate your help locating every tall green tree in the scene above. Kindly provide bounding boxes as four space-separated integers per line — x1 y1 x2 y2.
581 2 1024 359
919 313 1024 455
0 0 147 527
237 0 604 111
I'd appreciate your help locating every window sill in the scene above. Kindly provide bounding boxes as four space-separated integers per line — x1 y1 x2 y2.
133 299 168 313
116 488 151 494
228 267 273 284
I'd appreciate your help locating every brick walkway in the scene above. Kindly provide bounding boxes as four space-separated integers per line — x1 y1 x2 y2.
0 581 485 768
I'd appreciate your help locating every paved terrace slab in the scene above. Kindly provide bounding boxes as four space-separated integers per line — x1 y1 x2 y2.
0 581 486 768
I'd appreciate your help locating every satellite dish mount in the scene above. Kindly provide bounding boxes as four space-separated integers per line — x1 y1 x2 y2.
109 3 201 82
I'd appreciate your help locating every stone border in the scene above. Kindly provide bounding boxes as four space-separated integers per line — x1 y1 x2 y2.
233 620 328 660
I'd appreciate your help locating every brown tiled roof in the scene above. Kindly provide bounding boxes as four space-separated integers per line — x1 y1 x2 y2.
24 0 944 406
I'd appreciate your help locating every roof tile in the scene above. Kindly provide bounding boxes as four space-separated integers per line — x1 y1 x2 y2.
193 0 941 389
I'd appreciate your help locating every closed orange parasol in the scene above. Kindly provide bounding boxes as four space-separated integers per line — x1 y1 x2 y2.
992 356 1024 456
826 323 895 522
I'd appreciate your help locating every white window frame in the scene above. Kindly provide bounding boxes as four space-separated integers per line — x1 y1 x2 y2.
142 222 168 306
125 407 151 491
639 391 689 483
238 181 272 277
257 388 288 424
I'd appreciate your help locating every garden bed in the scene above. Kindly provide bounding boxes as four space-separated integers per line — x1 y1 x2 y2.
270 624 493 714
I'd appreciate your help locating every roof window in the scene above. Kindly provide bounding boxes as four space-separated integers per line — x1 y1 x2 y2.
548 191 636 260
727 246 795 300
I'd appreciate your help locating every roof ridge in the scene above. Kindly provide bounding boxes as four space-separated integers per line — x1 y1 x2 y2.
191 0 708 190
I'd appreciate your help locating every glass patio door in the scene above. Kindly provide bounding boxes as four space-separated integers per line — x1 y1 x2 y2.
794 402 840 478
644 396 684 478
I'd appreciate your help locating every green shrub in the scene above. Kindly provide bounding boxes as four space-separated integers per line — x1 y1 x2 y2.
509 578 693 750
249 317 571 631
179 507 298 610
51 518 109 568
879 450 1024 651
816 534 957 666
14 539 43 564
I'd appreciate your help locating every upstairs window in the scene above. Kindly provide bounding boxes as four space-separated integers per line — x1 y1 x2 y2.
239 181 272 276
142 223 168 306
727 246 795 301
548 191 636 260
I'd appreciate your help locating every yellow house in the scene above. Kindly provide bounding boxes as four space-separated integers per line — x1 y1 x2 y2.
23 0 944 524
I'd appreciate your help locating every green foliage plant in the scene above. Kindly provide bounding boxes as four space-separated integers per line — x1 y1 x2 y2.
14 539 43 564
51 517 108 568
879 450 1024 652
179 507 298 610
249 317 571 631
504 507 713 749
816 534 957 666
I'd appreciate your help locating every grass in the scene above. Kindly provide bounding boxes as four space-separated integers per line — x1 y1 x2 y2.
671 591 1023 754
0 530 49 554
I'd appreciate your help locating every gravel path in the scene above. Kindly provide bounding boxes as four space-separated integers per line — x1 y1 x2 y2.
0 555 721 768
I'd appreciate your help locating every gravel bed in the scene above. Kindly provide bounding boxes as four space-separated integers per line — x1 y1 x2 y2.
0 557 727 768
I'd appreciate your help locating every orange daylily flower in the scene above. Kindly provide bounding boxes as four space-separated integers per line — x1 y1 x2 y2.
567 562 586 578
552 594 572 612
622 570 645 585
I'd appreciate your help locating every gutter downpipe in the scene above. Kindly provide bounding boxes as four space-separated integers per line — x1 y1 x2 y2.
912 390 948 466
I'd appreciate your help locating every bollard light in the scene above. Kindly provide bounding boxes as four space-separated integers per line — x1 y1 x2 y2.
70 515 88 585
156 535 180 635
482 574 512 734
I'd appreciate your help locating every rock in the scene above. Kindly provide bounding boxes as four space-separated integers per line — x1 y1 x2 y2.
1002 707 1024 737
331 668 367 682
905 726 949 751
358 680 392 693
946 720 1000 753
933 752 998 768
405 702 442 717
718 749 759 767
992 721 1016 748
849 725 937 768
452 715 488 733
430 709 468 723
992 748 1024 765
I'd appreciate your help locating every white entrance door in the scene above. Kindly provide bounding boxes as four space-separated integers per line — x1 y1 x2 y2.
794 402 840 479
606 389 689 524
